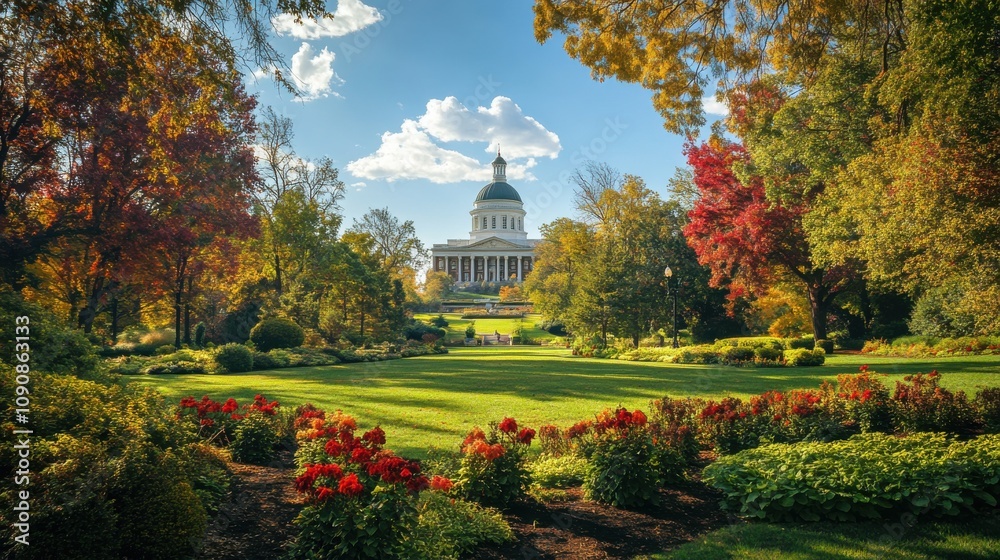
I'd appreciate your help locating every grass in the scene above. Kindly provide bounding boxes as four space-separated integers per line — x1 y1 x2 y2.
131 346 1000 458
442 290 499 301
413 312 562 343
652 515 1000 559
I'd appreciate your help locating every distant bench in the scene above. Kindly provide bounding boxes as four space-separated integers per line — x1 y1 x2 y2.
481 334 512 345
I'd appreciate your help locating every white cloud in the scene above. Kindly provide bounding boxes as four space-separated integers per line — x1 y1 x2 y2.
289 43 341 101
702 96 729 116
418 96 561 159
272 0 383 39
348 96 558 183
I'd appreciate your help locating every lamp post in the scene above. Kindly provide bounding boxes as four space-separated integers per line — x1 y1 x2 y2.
664 266 679 348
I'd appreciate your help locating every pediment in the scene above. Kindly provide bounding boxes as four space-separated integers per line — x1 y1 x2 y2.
465 237 528 250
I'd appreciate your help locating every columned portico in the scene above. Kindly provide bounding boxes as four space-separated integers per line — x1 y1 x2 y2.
429 151 540 285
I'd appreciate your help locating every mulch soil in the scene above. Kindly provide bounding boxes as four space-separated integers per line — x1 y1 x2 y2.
197 452 731 560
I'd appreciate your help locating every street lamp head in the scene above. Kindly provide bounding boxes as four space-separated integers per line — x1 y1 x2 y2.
664 266 673 279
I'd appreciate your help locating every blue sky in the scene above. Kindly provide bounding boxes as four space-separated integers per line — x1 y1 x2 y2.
248 0 726 254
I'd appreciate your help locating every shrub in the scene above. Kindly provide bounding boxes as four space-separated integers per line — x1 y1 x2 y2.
230 410 279 465
249 317 305 351
716 337 785 351
704 433 1000 522
836 367 893 432
892 371 977 434
529 455 589 489
141 362 206 375
975 387 1000 433
404 321 447 342
539 320 567 336
140 328 177 348
214 343 254 373
784 335 814 350
289 413 432 560
648 396 703 462
720 345 756 364
754 346 783 362
455 419 534 508
465 322 477 339
430 314 449 328
406 491 513 559
582 407 678 508
155 343 177 355
699 397 768 454
815 339 834 354
784 347 825 366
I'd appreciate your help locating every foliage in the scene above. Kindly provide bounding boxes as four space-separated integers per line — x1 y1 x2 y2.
581 407 681 508
404 321 447 342
465 322 477 339
648 397 703 462
214 343 254 373
498 285 523 302
892 372 977 434
406 491 514 560
230 411 280 465
975 388 1000 434
784 348 826 367
703 433 1000 522
290 407 434 560
455 419 534 508
836 369 893 433
430 314 449 328
250 317 305 351
529 454 589 489
863 335 1000 358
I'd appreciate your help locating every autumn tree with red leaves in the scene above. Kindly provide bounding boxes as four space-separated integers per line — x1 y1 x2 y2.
683 138 852 341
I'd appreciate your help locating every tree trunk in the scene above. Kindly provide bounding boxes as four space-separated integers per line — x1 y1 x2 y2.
174 284 182 348
274 252 283 295
110 297 119 343
632 333 640 348
807 282 829 341
184 303 191 345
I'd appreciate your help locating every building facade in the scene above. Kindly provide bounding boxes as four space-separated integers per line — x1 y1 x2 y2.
430 152 539 282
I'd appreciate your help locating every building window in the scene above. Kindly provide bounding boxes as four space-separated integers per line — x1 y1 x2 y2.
482 216 487 229
491 216 496 229
502 216 507 229
518 218 521 230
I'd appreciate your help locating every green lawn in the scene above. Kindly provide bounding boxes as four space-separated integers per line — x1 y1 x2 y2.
413 312 561 343
653 515 1000 559
132 346 1000 458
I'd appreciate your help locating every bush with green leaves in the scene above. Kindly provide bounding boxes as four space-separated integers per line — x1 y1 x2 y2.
455 419 534 508
814 339 834 354
976 387 1000 433
141 362 207 375
430 314 449 328
579 407 683 508
249 316 305 351
529 454 589 489
784 347 826 366
891 372 977 434
784 335 815 350
703 433 1000 522
214 343 254 372
0 361 217 559
406 491 513 559
404 321 447 342
230 411 279 465
465 322 477 339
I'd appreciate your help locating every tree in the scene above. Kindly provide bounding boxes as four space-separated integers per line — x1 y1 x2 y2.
254 107 345 295
684 138 851 340
421 270 455 307
523 218 594 323
533 0 907 133
346 208 428 279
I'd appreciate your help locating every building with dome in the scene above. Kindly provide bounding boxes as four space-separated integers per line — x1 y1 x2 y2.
430 152 539 282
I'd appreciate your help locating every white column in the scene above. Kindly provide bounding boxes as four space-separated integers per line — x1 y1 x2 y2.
516 256 522 282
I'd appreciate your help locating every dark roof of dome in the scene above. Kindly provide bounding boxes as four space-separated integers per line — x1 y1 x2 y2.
492 154 507 165
476 181 522 202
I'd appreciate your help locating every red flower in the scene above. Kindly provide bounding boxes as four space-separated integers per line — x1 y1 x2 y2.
222 398 238 413
517 428 536 445
430 475 454 492
315 485 335 501
338 473 364 497
928 370 939 378
200 418 215 426
498 417 518 434
462 427 486 446
859 365 869 373
632 410 648 426
362 426 386 446
400 468 412 479
325 439 344 456
350 447 373 464
486 443 506 461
